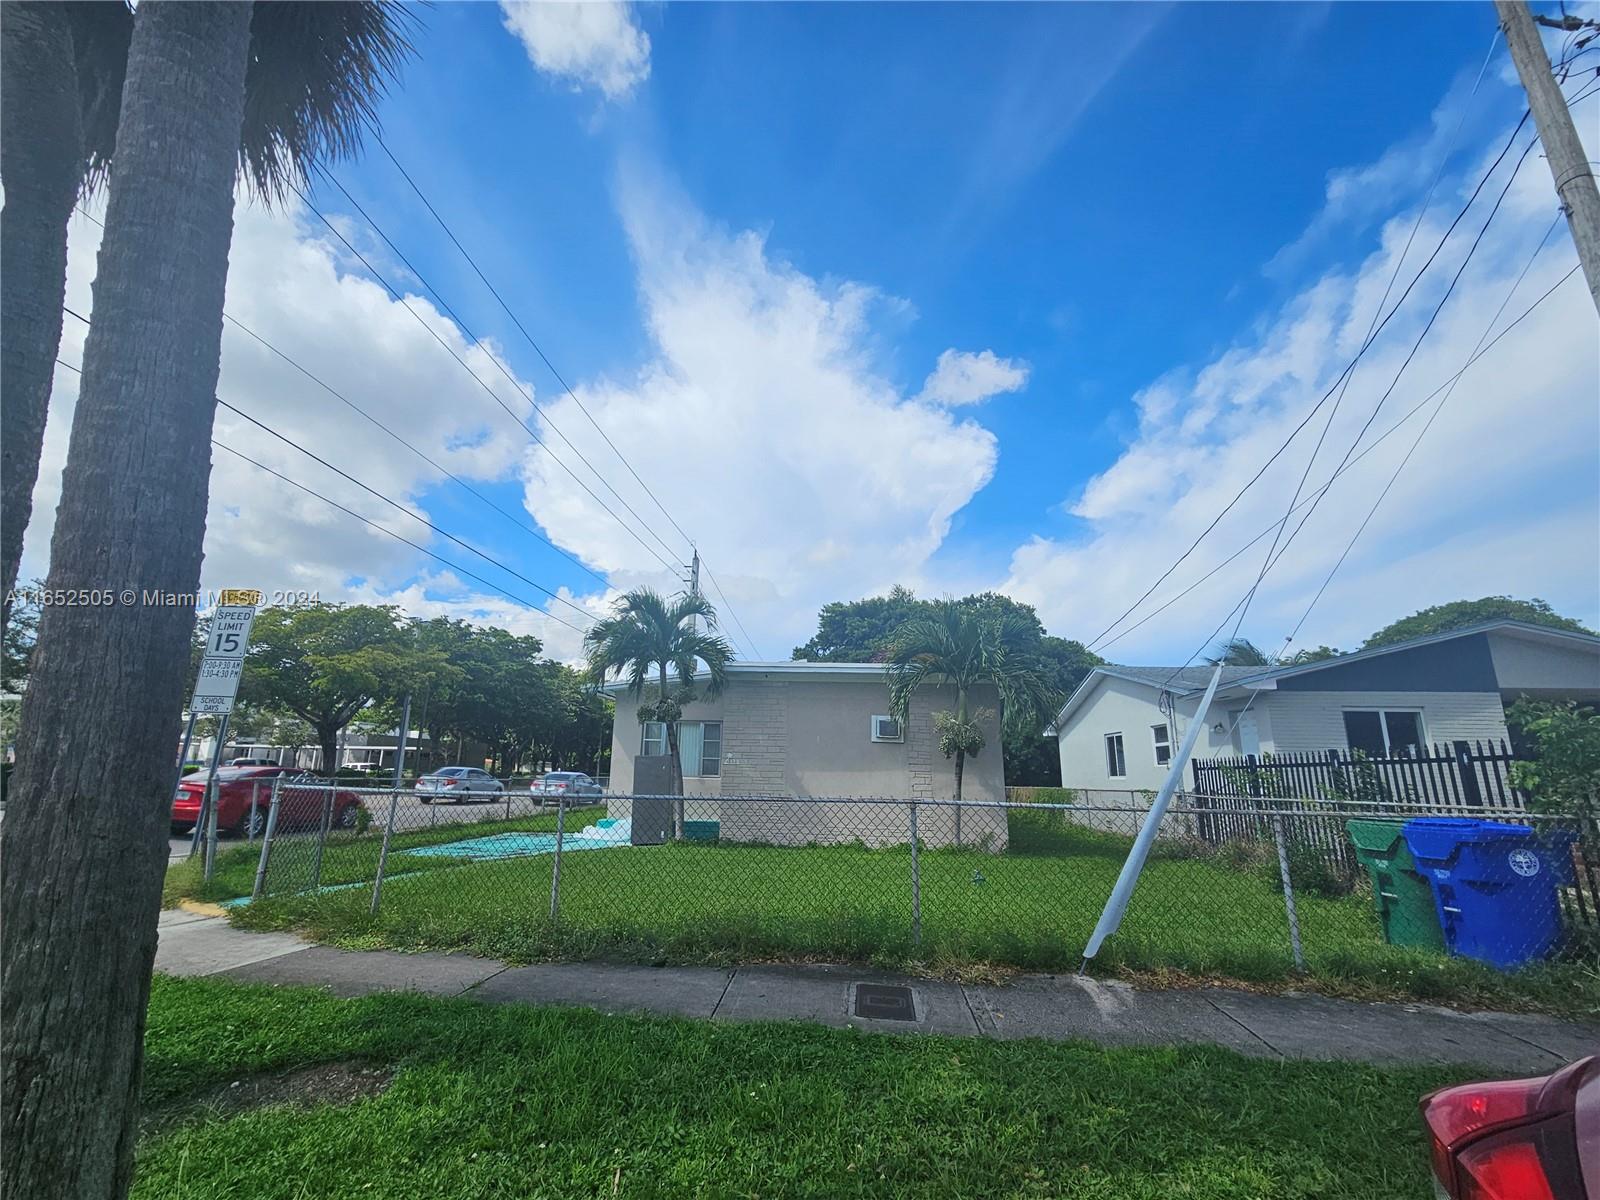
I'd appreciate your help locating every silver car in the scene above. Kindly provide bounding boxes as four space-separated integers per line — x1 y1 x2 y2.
416 766 505 803
530 771 603 798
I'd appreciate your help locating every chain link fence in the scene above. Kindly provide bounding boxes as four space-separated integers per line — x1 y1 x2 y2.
187 778 1600 1007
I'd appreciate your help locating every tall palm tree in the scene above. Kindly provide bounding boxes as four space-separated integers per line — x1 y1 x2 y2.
585 589 733 838
886 600 1057 845
1206 637 1273 667
1 6 411 1196
0 0 413 627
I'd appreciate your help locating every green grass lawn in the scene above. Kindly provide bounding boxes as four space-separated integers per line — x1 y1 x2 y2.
138 974 1468 1199
200 812 1597 1015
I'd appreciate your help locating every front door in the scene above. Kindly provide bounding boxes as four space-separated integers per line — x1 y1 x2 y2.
1234 710 1262 758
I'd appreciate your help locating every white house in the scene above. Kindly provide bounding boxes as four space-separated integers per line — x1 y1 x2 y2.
1053 620 1600 793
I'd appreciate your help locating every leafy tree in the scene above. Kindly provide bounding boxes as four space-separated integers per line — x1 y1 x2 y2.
1207 637 1272 666
791 585 924 662
1362 597 1591 649
585 589 732 836
1281 644 1341 665
0 1 414 626
886 600 1058 841
2 584 39 691
1508 700 1600 821
240 604 454 780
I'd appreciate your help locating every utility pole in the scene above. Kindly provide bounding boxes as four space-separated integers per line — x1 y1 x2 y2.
687 546 701 632
1496 0 1600 316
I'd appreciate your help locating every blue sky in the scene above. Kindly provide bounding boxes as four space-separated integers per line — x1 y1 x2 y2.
32 1 1600 665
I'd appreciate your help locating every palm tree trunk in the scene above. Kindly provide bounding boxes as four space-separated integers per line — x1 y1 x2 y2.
954 687 968 845
1 7 253 1198
660 664 684 838
0 3 83 626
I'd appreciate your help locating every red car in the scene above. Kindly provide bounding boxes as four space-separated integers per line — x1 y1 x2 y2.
172 766 363 838
1421 1055 1597 1199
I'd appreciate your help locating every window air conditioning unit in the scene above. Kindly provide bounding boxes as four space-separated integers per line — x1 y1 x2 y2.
871 715 903 743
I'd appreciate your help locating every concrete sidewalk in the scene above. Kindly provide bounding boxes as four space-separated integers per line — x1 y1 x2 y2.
156 909 1599 1073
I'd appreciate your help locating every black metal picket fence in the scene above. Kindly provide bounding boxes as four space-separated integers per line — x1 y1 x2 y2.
1191 740 1528 811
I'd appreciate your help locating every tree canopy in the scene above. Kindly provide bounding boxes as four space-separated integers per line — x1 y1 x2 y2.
1361 596 1592 650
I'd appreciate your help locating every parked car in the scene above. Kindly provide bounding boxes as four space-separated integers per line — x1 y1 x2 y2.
1420 1054 1595 1199
531 771 603 798
172 766 363 838
228 756 278 767
415 766 504 803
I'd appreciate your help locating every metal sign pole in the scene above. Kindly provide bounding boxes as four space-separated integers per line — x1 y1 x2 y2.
189 712 229 858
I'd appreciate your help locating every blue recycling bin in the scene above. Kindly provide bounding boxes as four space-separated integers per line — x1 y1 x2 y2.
1402 817 1575 969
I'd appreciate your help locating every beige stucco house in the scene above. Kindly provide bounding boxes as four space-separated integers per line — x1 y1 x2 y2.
603 662 1007 849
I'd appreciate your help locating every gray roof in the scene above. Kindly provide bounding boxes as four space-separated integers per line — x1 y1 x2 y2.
1103 665 1259 694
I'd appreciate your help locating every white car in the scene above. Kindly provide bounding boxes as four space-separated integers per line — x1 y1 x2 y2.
530 771 603 798
416 767 505 803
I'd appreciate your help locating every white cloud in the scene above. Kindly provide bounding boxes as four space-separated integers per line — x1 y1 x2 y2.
915 349 1029 408
24 193 603 660
499 1 650 101
1001 93 1600 663
515 167 1001 657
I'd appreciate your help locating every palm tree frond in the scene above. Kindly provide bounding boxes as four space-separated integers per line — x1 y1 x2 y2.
238 1 417 202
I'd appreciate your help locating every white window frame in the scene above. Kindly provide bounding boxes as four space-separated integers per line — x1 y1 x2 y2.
1341 707 1427 755
870 715 903 743
641 720 722 776
1151 723 1172 767
1105 732 1126 779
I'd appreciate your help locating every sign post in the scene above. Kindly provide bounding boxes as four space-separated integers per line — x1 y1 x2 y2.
179 590 261 855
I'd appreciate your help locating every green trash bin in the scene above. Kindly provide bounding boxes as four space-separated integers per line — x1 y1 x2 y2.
1346 819 1445 951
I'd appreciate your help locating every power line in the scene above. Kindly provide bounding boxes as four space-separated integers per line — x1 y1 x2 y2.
53 350 594 638
698 557 764 659
62 299 610 590
212 397 599 626
1220 27 1504 651
213 442 594 638
1086 106 1533 657
371 136 699 554
1278 213 1568 653
288 182 681 575
1091 261 1582 659
342 144 767 657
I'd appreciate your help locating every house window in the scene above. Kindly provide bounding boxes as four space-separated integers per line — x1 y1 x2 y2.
1342 709 1425 757
640 720 722 776
1105 733 1126 778
1152 723 1172 766
870 715 903 743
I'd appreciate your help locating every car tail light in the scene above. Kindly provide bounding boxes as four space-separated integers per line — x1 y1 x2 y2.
442 778 458 787
1422 1060 1590 1200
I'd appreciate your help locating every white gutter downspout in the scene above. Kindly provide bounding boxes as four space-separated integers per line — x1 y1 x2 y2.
1080 662 1225 971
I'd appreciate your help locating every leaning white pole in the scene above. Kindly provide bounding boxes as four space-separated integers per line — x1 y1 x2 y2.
1080 662 1225 970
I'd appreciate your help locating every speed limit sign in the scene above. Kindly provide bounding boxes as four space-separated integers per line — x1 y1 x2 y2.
189 602 258 715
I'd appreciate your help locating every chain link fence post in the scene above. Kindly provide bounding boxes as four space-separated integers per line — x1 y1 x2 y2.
1271 802 1306 971
251 776 283 901
909 799 922 946
548 796 567 922
308 785 333 892
370 788 402 916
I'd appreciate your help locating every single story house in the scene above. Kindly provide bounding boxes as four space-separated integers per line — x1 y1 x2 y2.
1053 620 1600 793
603 662 1006 848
